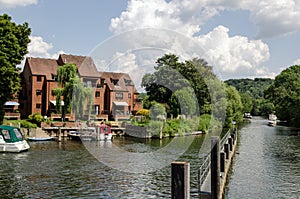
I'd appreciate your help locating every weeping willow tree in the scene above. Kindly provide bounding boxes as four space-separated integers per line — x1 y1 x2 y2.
72 77 93 120
53 63 93 121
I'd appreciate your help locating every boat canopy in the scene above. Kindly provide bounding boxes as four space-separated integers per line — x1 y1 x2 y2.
0 125 24 143
4 101 20 106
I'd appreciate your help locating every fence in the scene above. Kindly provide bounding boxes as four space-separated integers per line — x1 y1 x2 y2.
171 128 237 199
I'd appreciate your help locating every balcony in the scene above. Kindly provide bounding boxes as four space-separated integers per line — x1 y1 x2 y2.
4 112 21 120
50 113 74 121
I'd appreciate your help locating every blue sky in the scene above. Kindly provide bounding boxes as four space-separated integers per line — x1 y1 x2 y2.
2 0 300 82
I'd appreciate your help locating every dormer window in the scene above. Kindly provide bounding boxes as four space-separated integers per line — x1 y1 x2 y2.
110 78 119 86
124 79 132 86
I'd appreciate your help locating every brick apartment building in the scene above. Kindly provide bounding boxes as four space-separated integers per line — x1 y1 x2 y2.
18 54 142 121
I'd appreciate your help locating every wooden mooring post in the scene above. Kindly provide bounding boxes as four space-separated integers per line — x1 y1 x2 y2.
211 136 220 199
171 162 190 199
58 127 62 142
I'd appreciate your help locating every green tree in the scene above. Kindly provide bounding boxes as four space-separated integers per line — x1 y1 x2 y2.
0 14 31 124
264 65 300 126
149 102 166 120
225 78 274 116
141 54 216 117
225 86 243 127
53 63 93 121
240 91 253 113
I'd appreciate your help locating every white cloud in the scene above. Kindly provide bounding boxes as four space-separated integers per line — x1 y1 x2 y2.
27 36 65 59
0 0 37 9
109 0 273 79
239 0 300 38
18 35 65 69
28 36 53 57
110 0 200 37
293 58 300 65
196 26 270 77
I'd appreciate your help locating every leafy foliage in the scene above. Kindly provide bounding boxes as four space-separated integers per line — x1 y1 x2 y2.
28 112 44 123
225 85 244 127
136 109 150 117
141 54 217 118
53 63 94 120
0 14 31 124
264 65 300 127
225 78 274 116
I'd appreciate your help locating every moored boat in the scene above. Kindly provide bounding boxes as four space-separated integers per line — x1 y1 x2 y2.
27 137 55 141
98 124 112 141
244 112 252 119
0 125 30 152
268 113 277 126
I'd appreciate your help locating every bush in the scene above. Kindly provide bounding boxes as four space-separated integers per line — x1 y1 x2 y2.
28 112 45 126
198 114 212 133
148 120 164 137
3 119 37 129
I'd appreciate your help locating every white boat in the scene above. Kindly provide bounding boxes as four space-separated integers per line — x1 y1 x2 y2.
98 125 112 141
268 114 277 126
244 113 252 119
27 137 55 141
0 125 30 152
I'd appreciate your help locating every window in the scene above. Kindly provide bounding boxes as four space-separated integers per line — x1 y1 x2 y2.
95 91 100 97
36 90 42 95
36 104 41 109
101 78 105 84
115 93 123 100
95 105 100 115
52 74 57 81
14 129 23 139
1 130 10 140
110 78 119 86
128 93 131 98
37 76 42 82
124 79 132 86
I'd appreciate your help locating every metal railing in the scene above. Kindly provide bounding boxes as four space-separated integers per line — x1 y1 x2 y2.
198 129 231 193
220 129 231 151
198 152 211 192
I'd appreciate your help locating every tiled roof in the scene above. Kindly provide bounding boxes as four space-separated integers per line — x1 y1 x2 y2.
100 72 134 91
58 54 99 78
25 57 58 80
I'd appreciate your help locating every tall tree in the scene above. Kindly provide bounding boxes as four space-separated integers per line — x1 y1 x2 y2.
141 54 217 117
225 85 243 127
53 63 93 121
264 65 300 127
0 14 31 124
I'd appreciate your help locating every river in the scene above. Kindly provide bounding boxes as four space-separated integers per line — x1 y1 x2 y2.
0 117 299 198
225 117 300 199
0 133 206 198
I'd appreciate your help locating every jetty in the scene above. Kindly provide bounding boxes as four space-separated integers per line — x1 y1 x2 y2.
171 128 238 199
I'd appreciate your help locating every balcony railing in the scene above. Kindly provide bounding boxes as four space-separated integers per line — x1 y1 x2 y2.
4 112 20 119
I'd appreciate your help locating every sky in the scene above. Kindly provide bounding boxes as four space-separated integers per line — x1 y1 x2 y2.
2 0 300 85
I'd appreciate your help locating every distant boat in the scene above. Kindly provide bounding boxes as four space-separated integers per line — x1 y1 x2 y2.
27 137 55 141
244 113 252 119
268 114 277 126
0 125 30 152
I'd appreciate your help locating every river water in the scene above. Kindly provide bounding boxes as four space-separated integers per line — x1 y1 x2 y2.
0 117 299 198
225 117 300 199
0 134 205 198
